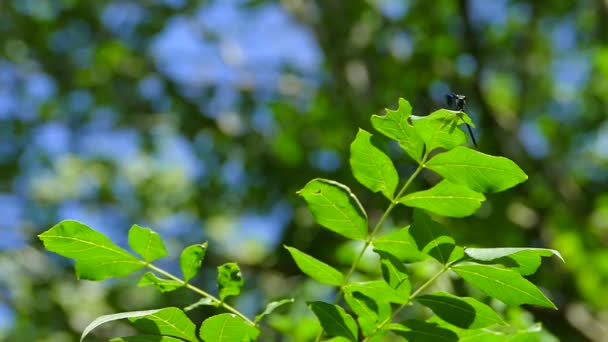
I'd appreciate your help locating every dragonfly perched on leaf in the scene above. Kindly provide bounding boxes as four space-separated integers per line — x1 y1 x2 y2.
446 93 478 148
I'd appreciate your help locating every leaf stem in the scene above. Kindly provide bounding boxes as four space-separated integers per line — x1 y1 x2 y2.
315 155 428 342
145 263 255 326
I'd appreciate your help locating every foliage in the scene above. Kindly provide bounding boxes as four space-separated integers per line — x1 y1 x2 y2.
38 99 562 341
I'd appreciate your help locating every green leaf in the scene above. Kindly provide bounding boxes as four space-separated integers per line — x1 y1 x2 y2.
350 129 399 200
411 109 471 152
343 280 407 304
372 227 427 262
180 242 208 282
284 246 344 286
451 264 556 309
255 298 295 323
39 220 144 280
399 180 485 218
184 298 216 311
128 224 168 262
199 313 259 342
378 252 411 298
110 336 185 342
308 301 358 342
506 331 541 342
344 292 390 337
426 146 528 193
297 178 368 240
415 291 505 329
217 262 243 301
458 330 507 342
388 320 459 342
464 247 564 275
371 98 424 162
409 210 463 264
129 307 199 342
137 272 183 293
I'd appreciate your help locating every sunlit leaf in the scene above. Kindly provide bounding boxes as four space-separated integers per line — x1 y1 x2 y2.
217 262 243 301
39 220 144 280
451 264 556 309
350 129 399 200
199 313 259 342
344 292 390 337
297 178 368 240
426 147 528 193
184 297 216 311
378 252 411 298
137 272 183 293
285 246 344 285
415 292 505 329
411 109 470 152
110 336 184 342
343 280 407 304
409 210 464 264
372 226 427 263
308 301 358 342
180 242 208 282
464 247 564 275
399 180 485 218
255 298 294 323
128 224 168 262
371 98 424 162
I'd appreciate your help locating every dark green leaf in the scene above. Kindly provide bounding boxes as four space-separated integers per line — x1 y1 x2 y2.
451 264 556 308
128 224 168 262
180 242 208 282
399 180 485 218
129 307 199 342
137 272 183 293
308 301 358 342
255 298 295 323
411 109 471 152
372 227 427 263
199 313 259 342
426 147 528 193
415 291 505 329
388 320 459 342
217 262 243 301
285 246 344 286
371 98 424 162
39 220 144 281
298 179 368 240
409 210 463 264
350 129 399 199
464 247 564 275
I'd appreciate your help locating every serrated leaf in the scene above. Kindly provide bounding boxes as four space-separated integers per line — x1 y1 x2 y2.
137 272 183 293
255 298 294 323
371 98 424 162
388 320 459 342
129 307 199 342
464 247 564 275
378 252 411 297
343 280 407 304
412 109 471 152
415 291 505 329
39 220 144 281
184 297 216 311
399 180 485 218
426 147 528 193
199 313 259 342
308 301 358 342
110 336 185 342
297 179 368 240
344 292 390 337
409 210 463 264
285 246 344 285
451 264 556 309
217 262 243 301
372 226 427 263
350 129 399 200
180 242 208 282
128 224 168 262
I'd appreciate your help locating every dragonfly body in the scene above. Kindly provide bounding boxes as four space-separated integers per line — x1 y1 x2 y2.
446 93 478 148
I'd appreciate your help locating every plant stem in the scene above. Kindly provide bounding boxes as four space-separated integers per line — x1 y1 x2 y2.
362 265 449 342
315 156 427 342
145 263 255 326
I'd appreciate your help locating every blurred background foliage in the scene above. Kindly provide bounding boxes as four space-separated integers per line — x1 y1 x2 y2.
0 0 607 341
